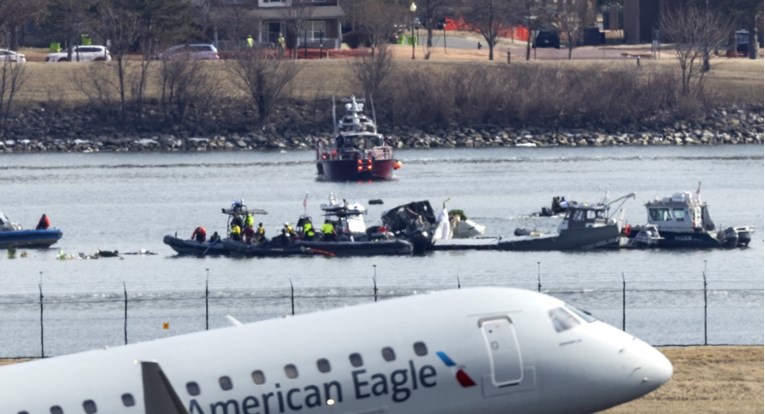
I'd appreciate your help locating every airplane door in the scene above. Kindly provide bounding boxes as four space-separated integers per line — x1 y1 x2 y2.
479 316 524 387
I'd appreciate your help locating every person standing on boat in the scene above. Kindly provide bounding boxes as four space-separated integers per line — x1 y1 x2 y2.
256 223 266 243
322 219 336 241
245 213 254 229
36 214 50 230
230 224 242 241
243 225 256 244
191 226 207 242
210 232 221 243
302 219 315 240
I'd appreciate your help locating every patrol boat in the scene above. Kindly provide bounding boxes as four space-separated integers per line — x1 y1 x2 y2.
316 96 401 181
0 211 63 249
622 189 755 249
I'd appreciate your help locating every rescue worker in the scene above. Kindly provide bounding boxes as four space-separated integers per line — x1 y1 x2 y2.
231 214 244 229
284 222 296 239
245 213 255 229
243 225 256 244
191 226 207 242
36 214 50 230
256 222 266 243
321 219 336 241
209 231 221 243
303 219 315 240
247 34 254 48
230 224 242 241
277 33 286 54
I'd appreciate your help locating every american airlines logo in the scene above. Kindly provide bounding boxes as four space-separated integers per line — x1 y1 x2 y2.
436 351 477 387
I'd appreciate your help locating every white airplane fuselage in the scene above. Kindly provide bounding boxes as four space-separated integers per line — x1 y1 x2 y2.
0 287 672 414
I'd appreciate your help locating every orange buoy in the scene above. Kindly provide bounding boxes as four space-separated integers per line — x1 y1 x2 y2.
393 160 403 170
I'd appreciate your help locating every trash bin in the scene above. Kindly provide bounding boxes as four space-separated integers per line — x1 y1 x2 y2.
582 27 601 46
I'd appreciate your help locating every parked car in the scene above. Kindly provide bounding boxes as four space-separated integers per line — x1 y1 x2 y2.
46 45 112 62
534 31 560 49
0 49 26 63
156 43 219 61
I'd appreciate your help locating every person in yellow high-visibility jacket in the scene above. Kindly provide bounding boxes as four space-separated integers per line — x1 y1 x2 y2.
321 220 335 241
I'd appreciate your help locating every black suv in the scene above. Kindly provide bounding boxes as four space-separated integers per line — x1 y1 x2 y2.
534 31 560 49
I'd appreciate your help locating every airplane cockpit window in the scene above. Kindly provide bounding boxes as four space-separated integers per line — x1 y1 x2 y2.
549 307 581 333
219 376 233 391
381 347 396 362
349 353 364 367
50 407 63 414
565 304 598 322
83 400 97 414
251 370 266 385
186 381 201 396
413 342 428 356
121 393 135 407
18 411 29 414
317 358 331 373
284 364 299 379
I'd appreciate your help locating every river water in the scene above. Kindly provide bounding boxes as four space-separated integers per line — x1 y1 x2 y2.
0 145 762 357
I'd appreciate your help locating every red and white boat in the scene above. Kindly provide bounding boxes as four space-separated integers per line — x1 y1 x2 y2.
316 96 401 181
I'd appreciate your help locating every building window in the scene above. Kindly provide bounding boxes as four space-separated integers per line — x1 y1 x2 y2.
349 353 364 368
252 370 266 385
413 342 428 356
285 364 299 379
219 376 233 391
83 400 98 414
381 347 396 362
317 358 331 373
121 393 136 407
186 382 201 396
307 20 327 41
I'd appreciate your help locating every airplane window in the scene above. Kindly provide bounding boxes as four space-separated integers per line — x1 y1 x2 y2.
549 307 581 333
317 358 331 373
50 407 63 414
349 353 364 367
413 342 428 356
566 304 598 323
284 364 299 379
219 376 233 391
186 381 201 396
121 393 135 407
381 347 396 362
251 370 266 385
83 400 97 414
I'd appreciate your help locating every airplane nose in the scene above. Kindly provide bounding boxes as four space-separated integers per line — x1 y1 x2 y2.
627 341 673 390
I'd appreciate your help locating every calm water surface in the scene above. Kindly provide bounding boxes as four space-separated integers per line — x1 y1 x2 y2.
1 145 762 356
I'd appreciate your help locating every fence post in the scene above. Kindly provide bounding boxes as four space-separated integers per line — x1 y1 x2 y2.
373 265 378 302
205 268 210 331
457 276 461 289
290 279 295 316
537 261 542 292
621 272 626 331
123 282 128 345
38 280 44 358
703 261 708 345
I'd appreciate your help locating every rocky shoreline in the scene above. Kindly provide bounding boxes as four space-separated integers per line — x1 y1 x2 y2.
1 103 762 153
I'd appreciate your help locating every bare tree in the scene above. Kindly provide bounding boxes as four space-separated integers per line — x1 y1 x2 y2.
555 0 593 60
509 0 547 61
44 0 94 57
282 0 317 59
420 0 450 59
227 51 301 123
353 44 395 102
660 4 731 96
159 58 214 122
354 1 407 56
0 60 26 138
0 0 48 49
461 0 514 61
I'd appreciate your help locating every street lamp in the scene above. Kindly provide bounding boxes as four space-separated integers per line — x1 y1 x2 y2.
410 2 417 60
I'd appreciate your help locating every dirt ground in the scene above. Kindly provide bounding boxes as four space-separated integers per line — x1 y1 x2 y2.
1 346 761 412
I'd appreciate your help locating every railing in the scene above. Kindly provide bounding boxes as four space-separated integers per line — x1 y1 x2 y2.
0 270 761 358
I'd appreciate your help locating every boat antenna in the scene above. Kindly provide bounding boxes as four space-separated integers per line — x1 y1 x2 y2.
605 192 636 219
332 96 337 135
370 93 378 134
303 192 309 216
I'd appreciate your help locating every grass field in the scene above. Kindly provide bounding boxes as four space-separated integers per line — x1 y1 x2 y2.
1 346 761 413
12 44 764 107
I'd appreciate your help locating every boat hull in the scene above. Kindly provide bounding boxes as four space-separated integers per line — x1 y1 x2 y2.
622 226 749 249
295 239 413 257
222 239 313 257
497 224 620 251
163 235 227 256
0 229 63 249
316 159 395 181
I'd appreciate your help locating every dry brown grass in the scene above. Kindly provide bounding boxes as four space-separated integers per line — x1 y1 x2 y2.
1 346 761 412
12 45 763 107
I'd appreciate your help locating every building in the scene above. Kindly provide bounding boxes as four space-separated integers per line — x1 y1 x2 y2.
623 0 683 44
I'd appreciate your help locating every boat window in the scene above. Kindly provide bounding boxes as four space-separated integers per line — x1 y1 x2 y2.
284 364 299 379
586 210 597 220
83 400 97 414
349 353 364 367
121 393 136 407
219 376 233 391
186 381 201 396
673 208 685 221
317 358 331 373
566 304 599 323
50 407 63 414
381 347 396 362
571 210 585 222
413 342 428 356
251 370 266 385
549 307 581 333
